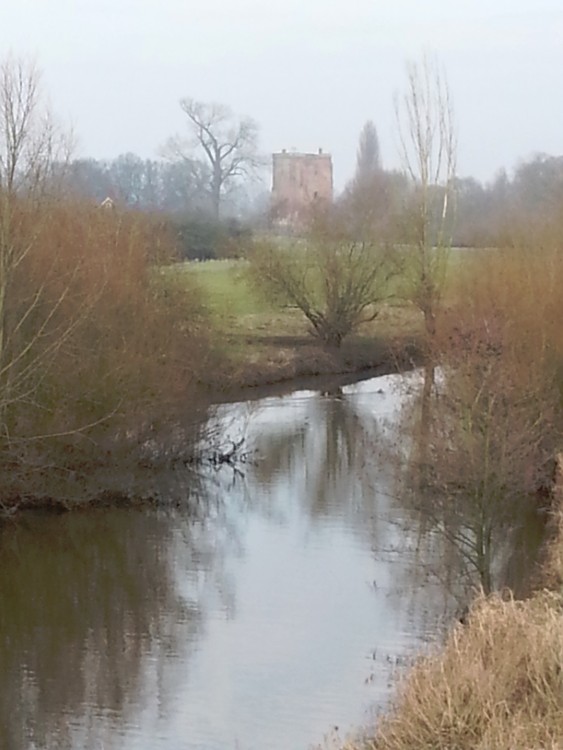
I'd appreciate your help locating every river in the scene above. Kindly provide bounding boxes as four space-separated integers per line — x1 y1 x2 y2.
0 371 543 750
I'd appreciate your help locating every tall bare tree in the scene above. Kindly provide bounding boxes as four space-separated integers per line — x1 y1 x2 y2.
395 55 457 468
169 98 260 219
395 56 457 446
1 60 52 394
395 55 457 341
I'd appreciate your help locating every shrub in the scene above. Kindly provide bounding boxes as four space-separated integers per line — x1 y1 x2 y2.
172 216 252 260
0 200 212 493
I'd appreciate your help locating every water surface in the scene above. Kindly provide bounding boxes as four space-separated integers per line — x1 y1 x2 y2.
0 373 538 749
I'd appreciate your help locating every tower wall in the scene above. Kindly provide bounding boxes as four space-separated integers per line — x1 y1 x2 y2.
271 149 333 221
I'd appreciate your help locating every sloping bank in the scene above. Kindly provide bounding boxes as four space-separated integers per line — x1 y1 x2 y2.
211 334 422 393
343 456 563 750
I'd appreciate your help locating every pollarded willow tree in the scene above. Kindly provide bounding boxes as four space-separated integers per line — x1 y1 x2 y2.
248 223 399 349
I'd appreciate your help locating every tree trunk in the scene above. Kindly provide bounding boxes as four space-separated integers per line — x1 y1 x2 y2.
211 167 221 220
424 308 436 338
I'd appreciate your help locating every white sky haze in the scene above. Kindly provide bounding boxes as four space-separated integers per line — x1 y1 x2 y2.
3 0 562 188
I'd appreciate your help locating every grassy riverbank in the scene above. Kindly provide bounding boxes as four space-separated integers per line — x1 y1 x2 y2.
174 260 423 391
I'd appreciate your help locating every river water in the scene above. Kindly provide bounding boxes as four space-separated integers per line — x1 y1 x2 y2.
0 372 542 750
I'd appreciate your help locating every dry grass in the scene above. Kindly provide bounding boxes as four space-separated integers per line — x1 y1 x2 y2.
349 589 563 750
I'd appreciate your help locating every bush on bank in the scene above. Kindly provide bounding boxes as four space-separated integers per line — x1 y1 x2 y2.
172 216 252 260
0 200 212 505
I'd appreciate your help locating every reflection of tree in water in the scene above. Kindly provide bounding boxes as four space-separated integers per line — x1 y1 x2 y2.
0 504 238 750
241 379 461 631
389 365 548 610
248 387 386 542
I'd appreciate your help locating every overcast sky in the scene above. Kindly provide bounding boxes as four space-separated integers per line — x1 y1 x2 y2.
3 0 562 188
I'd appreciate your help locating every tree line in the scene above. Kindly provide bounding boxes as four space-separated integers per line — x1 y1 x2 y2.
60 110 563 258
63 151 268 222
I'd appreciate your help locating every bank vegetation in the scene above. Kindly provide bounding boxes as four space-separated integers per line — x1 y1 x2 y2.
337 232 563 750
0 57 214 511
341 489 563 750
324 57 563 750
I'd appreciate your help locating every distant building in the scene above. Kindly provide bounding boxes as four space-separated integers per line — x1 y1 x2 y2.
99 196 116 210
271 148 333 226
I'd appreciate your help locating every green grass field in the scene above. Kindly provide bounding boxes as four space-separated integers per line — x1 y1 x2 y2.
180 260 265 317
174 258 309 338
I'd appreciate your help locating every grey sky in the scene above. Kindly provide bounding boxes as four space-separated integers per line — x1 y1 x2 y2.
3 0 562 188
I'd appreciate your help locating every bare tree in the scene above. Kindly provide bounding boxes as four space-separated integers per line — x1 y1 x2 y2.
395 55 457 341
248 229 398 348
402 297 558 593
168 98 260 219
0 58 68 424
394 55 457 453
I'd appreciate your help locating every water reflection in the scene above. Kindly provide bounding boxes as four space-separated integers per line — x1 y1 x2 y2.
388 366 546 605
0 508 238 750
0 373 544 750
247 387 383 539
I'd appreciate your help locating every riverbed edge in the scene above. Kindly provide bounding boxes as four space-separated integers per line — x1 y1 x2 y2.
206 334 423 398
0 335 422 517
